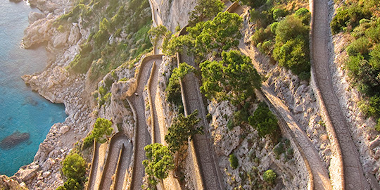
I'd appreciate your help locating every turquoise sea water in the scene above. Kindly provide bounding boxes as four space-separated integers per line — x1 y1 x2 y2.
0 1 66 176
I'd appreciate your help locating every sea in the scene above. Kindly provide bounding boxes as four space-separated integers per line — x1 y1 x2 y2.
0 1 67 176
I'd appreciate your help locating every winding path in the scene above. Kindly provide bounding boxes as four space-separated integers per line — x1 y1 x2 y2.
98 134 132 190
179 53 225 190
310 0 372 189
130 56 162 190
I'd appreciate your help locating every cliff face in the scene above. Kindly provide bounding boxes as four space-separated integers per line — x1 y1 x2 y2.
149 0 197 31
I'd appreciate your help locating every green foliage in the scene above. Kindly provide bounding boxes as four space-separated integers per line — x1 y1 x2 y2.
346 37 371 56
66 0 152 79
165 110 203 154
229 154 239 169
250 8 274 28
331 5 371 34
148 25 169 47
263 169 277 184
165 12 242 60
188 0 225 26
200 50 261 105
57 153 87 190
273 15 310 78
273 8 287 21
142 143 174 186
251 26 273 46
240 0 266 8
83 118 113 148
249 102 279 138
165 62 195 106
295 8 311 25
227 119 235 130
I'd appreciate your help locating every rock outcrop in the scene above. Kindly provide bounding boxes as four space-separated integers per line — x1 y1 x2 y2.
0 175 28 190
149 0 197 31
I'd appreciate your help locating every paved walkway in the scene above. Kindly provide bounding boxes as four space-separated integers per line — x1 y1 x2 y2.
98 135 132 190
180 53 225 190
130 58 160 190
311 0 371 189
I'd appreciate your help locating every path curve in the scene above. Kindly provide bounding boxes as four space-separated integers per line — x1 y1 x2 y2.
310 0 370 189
98 134 132 190
130 55 163 190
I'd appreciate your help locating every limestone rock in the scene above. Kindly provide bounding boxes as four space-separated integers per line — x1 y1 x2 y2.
0 175 27 190
59 125 69 134
28 12 45 24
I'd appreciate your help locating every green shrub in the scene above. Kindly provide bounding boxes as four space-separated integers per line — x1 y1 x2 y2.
249 102 279 137
227 119 234 130
263 169 276 184
273 15 310 78
346 37 371 56
331 6 371 34
57 153 87 190
273 8 287 21
165 63 194 106
83 118 113 148
229 154 239 169
295 8 311 25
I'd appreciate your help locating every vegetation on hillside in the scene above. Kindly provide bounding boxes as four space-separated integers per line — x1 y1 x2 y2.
200 50 261 106
249 0 311 80
330 1 380 129
57 153 87 190
57 0 153 80
83 118 113 148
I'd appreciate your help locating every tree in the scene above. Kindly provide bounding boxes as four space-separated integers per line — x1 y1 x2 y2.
57 153 87 190
200 50 261 105
142 143 174 189
188 0 225 26
273 15 310 79
249 102 279 137
165 12 242 60
61 153 87 181
191 12 243 57
165 62 195 106
165 110 203 170
83 118 113 148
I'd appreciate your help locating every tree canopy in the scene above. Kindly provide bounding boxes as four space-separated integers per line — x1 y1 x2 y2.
142 143 174 187
57 153 87 190
165 110 203 154
200 50 261 105
83 117 113 148
164 12 242 61
188 0 225 26
248 102 279 137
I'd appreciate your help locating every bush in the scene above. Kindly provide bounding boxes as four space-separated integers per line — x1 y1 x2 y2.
83 118 113 148
346 37 371 56
263 169 276 184
165 63 194 106
57 153 87 190
273 8 287 21
249 102 279 137
295 8 311 25
273 15 310 78
251 27 273 46
227 119 234 130
331 6 371 34
229 154 239 169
